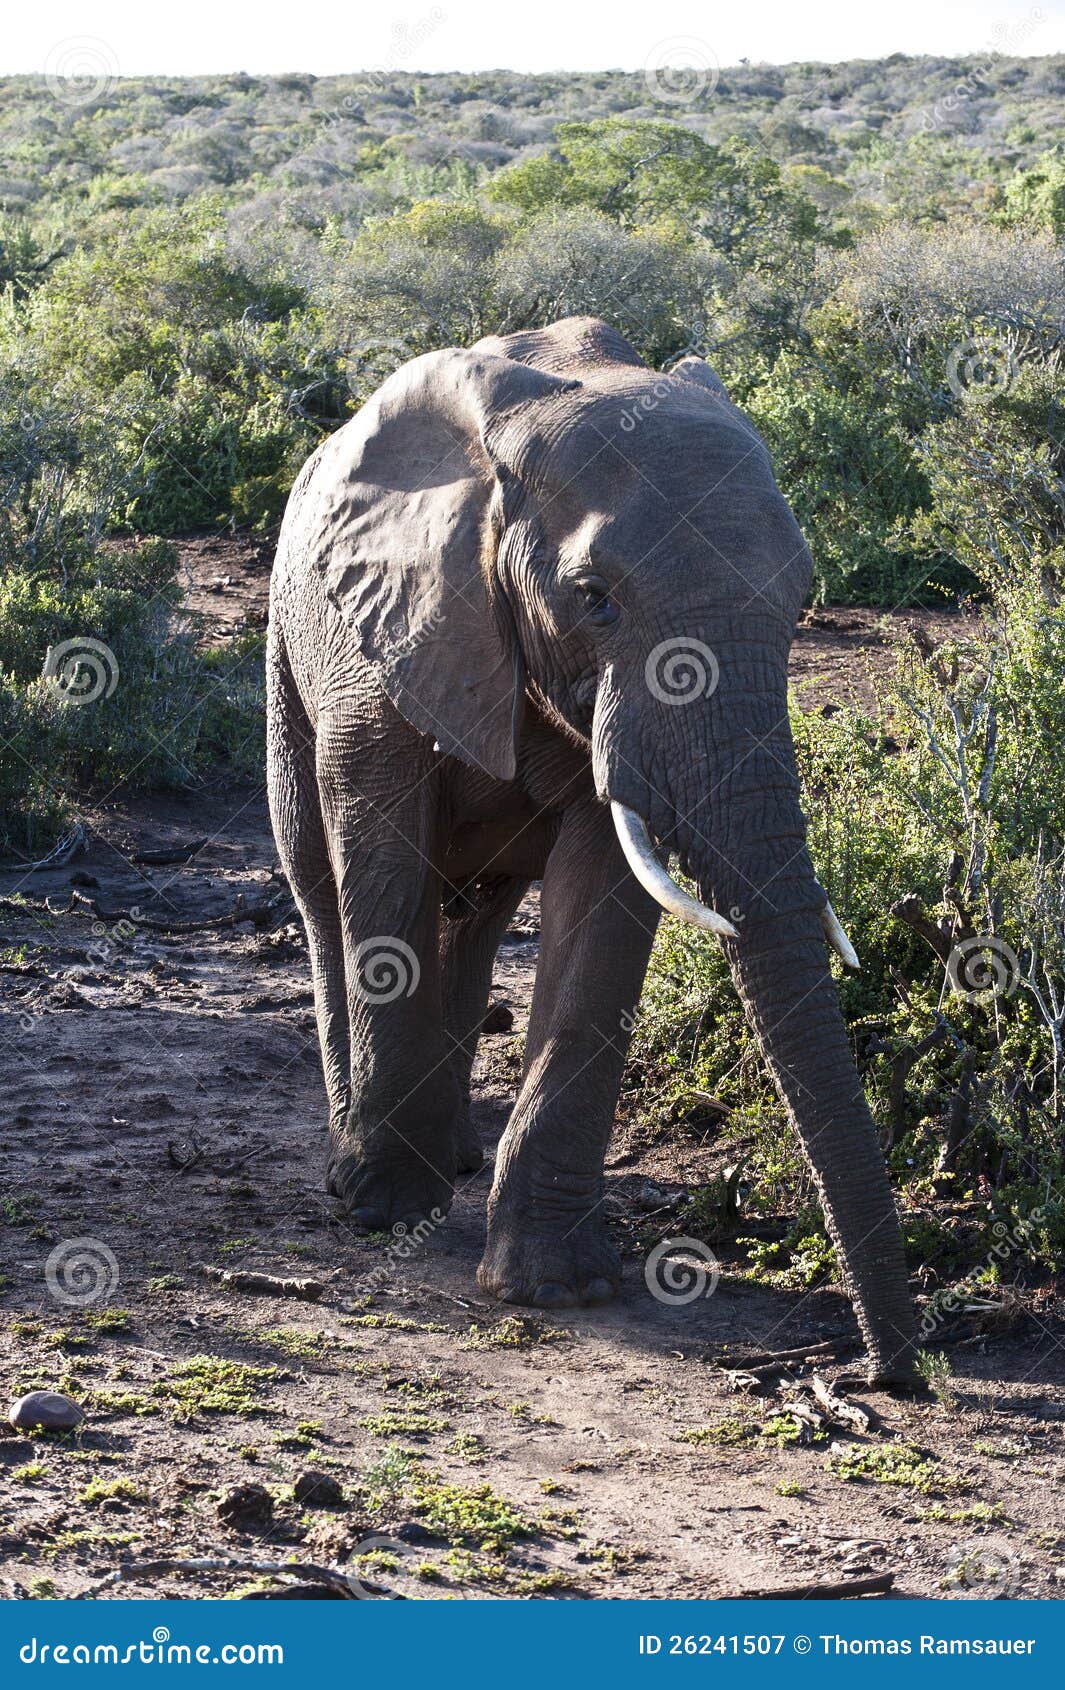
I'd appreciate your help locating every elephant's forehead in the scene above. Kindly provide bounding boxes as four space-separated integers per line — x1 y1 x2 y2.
540 408 795 554
535 386 776 512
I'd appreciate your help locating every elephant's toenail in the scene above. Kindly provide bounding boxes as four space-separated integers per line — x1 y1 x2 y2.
533 1281 578 1309
582 1277 616 1304
349 1207 384 1231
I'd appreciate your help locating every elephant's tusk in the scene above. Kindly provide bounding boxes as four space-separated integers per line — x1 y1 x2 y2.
610 803 739 939
821 900 859 969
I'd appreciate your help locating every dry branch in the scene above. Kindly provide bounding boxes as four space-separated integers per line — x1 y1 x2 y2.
130 838 208 865
735 1571 893 1600
809 1373 873 1434
82 1557 380 1599
51 887 295 932
891 893 954 963
195 1263 326 1301
716 1337 857 1370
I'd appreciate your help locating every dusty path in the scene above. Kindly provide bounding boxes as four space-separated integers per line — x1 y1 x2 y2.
1 791 1063 1601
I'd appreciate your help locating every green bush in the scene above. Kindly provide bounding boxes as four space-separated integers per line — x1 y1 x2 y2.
0 391 265 853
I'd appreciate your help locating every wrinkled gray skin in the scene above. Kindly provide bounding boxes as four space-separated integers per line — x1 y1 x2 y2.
267 316 917 1384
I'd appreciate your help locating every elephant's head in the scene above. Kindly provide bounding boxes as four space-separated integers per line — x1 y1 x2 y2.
306 315 916 1383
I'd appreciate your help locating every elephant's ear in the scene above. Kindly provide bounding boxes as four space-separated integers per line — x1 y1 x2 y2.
670 356 730 401
309 349 569 782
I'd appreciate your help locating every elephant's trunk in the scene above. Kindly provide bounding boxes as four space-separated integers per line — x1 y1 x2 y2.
725 904 917 1382
595 619 917 1383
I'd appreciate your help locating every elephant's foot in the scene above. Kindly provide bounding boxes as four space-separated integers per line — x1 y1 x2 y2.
453 1111 484 1176
478 1199 620 1309
327 1129 454 1234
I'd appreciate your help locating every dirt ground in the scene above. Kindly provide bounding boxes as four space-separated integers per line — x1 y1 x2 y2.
0 539 1061 1602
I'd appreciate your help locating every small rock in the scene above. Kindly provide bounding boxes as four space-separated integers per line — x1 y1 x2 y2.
393 1520 442 1546
292 1469 345 1509
9 1391 84 1433
216 1483 274 1532
482 1002 514 1034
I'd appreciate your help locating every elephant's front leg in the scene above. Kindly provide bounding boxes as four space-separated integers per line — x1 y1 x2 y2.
318 711 459 1232
478 799 660 1307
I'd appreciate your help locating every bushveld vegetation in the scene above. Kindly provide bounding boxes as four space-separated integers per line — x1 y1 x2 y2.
2 58 1065 1283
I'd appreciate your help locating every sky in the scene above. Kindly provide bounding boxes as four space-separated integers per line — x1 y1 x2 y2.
3 0 1063 78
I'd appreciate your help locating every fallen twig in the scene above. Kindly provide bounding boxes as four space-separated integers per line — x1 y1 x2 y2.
735 1571 893 1600
774 1400 828 1444
722 1367 772 1392
716 1337 857 1371
810 1373 873 1434
48 888 295 933
130 838 208 866
9 825 88 873
195 1263 326 1301
82 1557 378 1600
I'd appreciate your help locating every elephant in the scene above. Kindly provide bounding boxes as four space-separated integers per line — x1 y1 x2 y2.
266 314 917 1385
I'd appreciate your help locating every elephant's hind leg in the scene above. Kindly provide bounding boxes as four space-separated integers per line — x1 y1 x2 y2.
266 634 351 1158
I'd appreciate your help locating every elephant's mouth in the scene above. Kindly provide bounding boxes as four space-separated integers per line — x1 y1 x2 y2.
609 799 858 967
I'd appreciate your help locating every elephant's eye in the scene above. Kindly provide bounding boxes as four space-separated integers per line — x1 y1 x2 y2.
573 576 619 627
